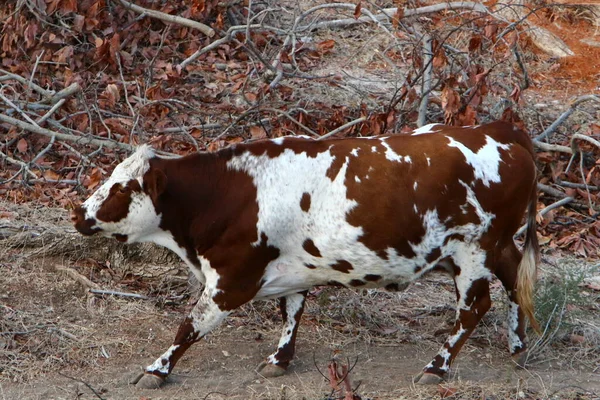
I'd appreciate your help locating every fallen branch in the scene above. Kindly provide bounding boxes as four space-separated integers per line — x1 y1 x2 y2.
0 149 38 180
304 1 488 32
532 139 572 154
261 108 319 138
89 289 150 300
417 33 433 127
0 113 132 150
538 182 569 199
116 0 215 38
179 22 286 70
572 133 600 151
0 71 80 104
535 95 600 141
516 196 574 236
0 69 54 98
50 327 80 341
57 371 106 400
54 265 101 290
556 180 599 192
48 82 81 104
318 117 366 141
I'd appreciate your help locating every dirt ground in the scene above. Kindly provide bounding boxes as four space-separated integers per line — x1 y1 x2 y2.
1 203 599 400
2 1 600 399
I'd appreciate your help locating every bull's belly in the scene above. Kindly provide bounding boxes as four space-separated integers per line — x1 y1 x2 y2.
254 254 423 300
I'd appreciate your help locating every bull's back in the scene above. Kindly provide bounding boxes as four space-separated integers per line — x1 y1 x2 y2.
231 122 535 292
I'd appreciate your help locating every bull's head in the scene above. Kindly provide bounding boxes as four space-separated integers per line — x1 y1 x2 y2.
71 145 166 244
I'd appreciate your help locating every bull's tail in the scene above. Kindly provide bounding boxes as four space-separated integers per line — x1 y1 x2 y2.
516 182 541 334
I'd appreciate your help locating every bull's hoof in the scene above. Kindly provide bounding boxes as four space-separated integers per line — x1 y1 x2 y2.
512 350 528 368
256 361 287 378
414 371 445 385
134 373 165 389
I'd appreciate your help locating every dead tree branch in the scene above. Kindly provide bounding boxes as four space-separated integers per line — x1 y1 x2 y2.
116 0 215 37
516 196 574 236
318 117 366 140
535 95 600 141
0 113 132 150
54 265 101 290
417 34 433 127
533 140 572 154
572 133 600 151
89 289 150 300
303 1 488 32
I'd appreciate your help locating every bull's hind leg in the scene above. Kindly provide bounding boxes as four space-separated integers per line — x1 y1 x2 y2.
133 287 230 389
416 253 492 384
257 291 307 378
494 243 529 366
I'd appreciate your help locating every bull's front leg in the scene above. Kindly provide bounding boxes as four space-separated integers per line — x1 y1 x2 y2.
133 287 230 389
256 291 307 378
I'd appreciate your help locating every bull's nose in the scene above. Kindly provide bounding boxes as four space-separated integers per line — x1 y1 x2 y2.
72 206 100 235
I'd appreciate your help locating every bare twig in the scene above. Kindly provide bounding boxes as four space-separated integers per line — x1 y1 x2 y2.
116 0 214 37
37 98 66 124
572 132 600 151
261 108 319 137
57 371 106 400
0 113 132 150
89 289 150 300
303 1 488 32
318 117 366 141
535 95 600 141
532 139 572 154
26 50 45 103
30 132 55 165
54 265 101 290
538 182 569 199
0 89 41 126
0 149 38 180
515 196 574 236
417 33 433 127
178 24 282 70
60 142 108 174
555 180 599 192
160 123 222 133
0 69 53 98
48 82 80 104
50 327 79 341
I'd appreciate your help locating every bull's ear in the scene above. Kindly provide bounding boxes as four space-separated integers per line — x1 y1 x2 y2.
143 167 167 203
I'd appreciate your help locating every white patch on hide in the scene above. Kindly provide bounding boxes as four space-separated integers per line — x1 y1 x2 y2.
446 135 510 187
412 123 443 135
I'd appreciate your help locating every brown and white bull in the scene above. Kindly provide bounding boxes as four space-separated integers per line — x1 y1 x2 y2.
72 121 539 389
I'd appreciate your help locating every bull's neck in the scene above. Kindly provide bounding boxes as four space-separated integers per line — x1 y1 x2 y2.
151 151 258 259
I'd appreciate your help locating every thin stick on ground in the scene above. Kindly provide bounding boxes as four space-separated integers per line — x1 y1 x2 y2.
303 1 488 32
515 196 574 236
318 117 366 140
0 113 132 150
57 371 106 400
0 149 38 181
417 33 433 127
116 0 214 37
535 95 600 141
89 289 150 300
54 265 101 290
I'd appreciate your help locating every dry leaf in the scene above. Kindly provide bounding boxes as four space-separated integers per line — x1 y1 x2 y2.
354 2 362 19
250 126 267 140
438 384 458 398
17 138 28 153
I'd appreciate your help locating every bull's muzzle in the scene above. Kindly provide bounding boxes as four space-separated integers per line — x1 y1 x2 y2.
71 206 101 235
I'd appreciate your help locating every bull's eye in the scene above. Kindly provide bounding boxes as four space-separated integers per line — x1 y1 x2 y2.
117 185 128 195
